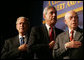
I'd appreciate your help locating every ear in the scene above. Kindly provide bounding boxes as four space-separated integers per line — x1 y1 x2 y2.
43 14 46 19
64 19 67 24
16 24 18 30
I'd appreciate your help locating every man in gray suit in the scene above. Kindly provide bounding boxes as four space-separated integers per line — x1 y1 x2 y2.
53 10 83 59
1 17 32 59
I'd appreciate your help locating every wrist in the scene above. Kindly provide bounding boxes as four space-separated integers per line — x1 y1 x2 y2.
65 43 69 50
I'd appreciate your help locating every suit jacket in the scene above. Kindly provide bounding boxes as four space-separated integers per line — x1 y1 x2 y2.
53 27 84 59
28 25 63 59
1 34 32 59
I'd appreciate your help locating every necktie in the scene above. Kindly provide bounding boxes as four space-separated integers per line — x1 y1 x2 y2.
49 27 54 42
20 37 24 45
70 30 74 41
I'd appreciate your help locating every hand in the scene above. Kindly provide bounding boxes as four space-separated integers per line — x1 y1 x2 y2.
18 44 28 51
49 40 55 48
65 40 82 48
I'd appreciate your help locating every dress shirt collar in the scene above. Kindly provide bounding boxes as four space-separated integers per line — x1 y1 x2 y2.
19 35 25 39
45 24 50 32
19 34 28 39
45 24 55 31
45 24 55 35
19 34 28 44
69 28 76 37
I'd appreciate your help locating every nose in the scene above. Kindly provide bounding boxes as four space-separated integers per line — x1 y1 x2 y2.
72 17 76 21
53 13 56 17
20 23 24 27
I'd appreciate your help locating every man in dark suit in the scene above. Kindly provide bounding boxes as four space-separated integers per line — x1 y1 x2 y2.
1 16 32 59
28 6 63 59
53 10 83 59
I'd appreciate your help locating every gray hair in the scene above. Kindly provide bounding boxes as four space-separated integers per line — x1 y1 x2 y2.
43 6 57 15
16 16 30 25
65 10 78 20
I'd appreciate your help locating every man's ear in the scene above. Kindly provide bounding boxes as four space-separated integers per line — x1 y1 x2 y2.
63 19 66 24
43 14 46 19
16 24 18 30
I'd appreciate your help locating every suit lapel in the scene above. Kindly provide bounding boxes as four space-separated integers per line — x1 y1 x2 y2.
24 35 29 44
64 31 70 43
74 32 81 41
74 28 82 41
42 25 50 43
54 28 60 39
54 28 57 40
14 35 20 47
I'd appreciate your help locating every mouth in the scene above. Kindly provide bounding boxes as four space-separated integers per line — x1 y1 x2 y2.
20 28 24 30
52 18 56 20
72 23 77 26
72 22 76 24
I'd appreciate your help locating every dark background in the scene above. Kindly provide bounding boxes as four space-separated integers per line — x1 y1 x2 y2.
0 1 43 50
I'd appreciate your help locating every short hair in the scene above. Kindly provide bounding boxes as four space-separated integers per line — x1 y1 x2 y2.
65 10 78 19
16 16 30 25
43 6 57 15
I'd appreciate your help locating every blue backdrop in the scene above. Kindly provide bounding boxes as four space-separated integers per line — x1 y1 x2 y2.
43 1 83 31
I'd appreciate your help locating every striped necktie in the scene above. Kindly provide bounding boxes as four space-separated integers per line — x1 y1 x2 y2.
20 37 24 45
70 30 74 41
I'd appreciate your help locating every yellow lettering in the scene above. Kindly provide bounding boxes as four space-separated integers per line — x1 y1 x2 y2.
56 3 65 11
67 1 76 7
52 1 56 5
49 1 61 6
67 1 71 7
48 1 51 6
78 1 82 3
70 1 76 5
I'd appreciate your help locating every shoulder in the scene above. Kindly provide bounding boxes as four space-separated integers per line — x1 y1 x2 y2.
31 25 45 31
5 35 18 43
60 31 67 36
77 27 83 33
31 26 40 30
55 28 64 35
56 31 68 38
55 28 64 32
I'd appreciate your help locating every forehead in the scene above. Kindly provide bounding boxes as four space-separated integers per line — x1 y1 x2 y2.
65 11 77 18
17 18 27 23
47 8 56 13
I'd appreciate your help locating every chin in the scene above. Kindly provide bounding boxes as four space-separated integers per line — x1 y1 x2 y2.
72 26 77 29
20 30 24 33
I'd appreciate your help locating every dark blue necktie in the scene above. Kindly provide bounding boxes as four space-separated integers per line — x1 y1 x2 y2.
20 37 24 45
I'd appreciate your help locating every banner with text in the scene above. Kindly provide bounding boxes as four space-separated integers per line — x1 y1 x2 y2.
43 1 83 31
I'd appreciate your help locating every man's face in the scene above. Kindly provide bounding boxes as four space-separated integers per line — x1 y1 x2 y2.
64 11 78 30
44 8 57 26
16 18 28 34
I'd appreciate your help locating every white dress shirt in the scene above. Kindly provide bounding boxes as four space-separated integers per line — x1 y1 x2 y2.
69 29 76 39
19 35 27 45
45 24 55 36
